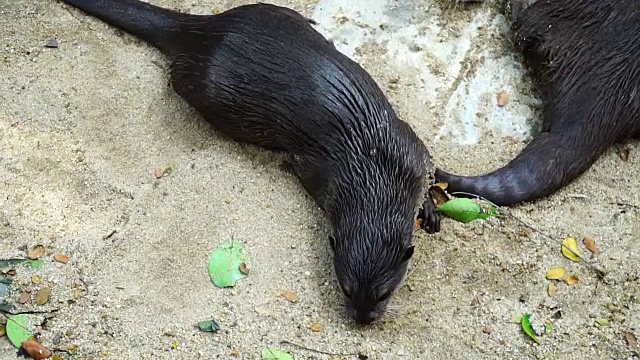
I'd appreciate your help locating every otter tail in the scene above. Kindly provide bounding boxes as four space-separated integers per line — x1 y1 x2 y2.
435 130 608 206
60 0 194 55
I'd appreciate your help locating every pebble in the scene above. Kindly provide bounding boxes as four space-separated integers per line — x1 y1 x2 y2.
45 39 59 48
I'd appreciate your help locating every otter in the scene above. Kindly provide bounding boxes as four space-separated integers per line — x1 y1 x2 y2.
436 0 640 206
57 0 441 324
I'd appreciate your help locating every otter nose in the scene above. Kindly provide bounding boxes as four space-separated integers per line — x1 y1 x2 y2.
353 311 376 324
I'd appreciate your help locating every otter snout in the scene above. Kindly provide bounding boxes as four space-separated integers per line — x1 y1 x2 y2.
348 307 383 325
342 291 393 325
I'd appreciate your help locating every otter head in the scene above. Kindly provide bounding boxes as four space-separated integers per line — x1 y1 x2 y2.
329 227 415 325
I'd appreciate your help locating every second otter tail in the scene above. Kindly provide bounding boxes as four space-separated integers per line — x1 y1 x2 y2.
435 130 608 206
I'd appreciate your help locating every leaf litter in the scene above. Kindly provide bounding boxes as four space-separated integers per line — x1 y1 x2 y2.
583 236 601 255
520 313 540 344
208 238 249 288
6 314 34 348
436 197 498 224
196 319 220 333
261 347 294 360
561 237 581 262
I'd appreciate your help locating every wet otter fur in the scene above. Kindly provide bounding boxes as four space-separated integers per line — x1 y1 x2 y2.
58 0 441 324
437 0 640 206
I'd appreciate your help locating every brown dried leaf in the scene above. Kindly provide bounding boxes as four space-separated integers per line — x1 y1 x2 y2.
429 185 450 207
497 91 510 107
27 245 45 260
548 282 557 297
53 253 69 264
624 331 639 354
310 322 324 332
154 168 165 179
35 286 52 305
619 146 630 162
0 325 5 337
282 290 299 303
21 339 52 360
545 267 566 280
583 236 601 255
238 262 249 275
565 275 579 285
17 291 31 304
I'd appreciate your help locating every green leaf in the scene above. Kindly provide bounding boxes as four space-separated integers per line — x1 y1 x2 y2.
261 347 294 360
6 314 33 348
0 259 45 269
521 313 540 344
544 322 555 333
196 319 220 333
208 239 248 288
436 198 497 223
29 260 45 269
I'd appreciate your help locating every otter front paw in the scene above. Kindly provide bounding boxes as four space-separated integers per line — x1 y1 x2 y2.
418 199 441 234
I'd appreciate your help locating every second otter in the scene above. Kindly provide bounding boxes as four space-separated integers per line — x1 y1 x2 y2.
437 0 640 206
58 0 441 324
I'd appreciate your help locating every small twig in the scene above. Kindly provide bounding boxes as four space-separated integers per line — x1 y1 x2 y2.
279 340 359 357
611 202 640 210
448 191 607 280
103 230 117 240
0 309 59 316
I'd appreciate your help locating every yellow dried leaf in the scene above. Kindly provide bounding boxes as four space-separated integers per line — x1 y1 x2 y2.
548 282 557 297
435 182 449 190
546 267 566 280
583 236 601 255
310 322 324 332
0 325 5 337
31 275 41 284
565 275 579 285
282 291 299 303
561 237 581 262
35 286 52 305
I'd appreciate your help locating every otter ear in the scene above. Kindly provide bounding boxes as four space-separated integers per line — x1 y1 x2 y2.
329 235 336 253
401 245 415 263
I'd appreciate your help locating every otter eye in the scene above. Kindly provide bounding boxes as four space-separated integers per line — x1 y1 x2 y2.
377 291 391 302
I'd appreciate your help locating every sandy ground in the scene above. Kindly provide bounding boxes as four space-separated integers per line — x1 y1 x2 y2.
1 0 639 359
